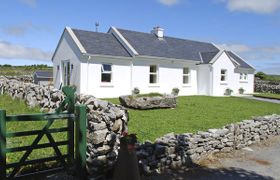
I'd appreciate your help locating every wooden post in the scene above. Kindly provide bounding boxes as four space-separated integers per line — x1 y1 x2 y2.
0 110 6 179
75 105 87 179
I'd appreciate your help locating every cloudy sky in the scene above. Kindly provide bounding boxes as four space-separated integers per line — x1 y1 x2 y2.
0 0 280 74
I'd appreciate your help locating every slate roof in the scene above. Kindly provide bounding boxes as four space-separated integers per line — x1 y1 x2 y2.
200 51 219 64
34 71 53 78
72 28 131 57
70 27 253 69
226 51 254 69
116 28 219 61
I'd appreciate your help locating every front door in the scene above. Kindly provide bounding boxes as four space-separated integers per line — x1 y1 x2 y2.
62 61 71 86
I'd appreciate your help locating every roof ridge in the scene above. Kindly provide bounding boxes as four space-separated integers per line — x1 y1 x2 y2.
71 27 110 35
116 27 217 46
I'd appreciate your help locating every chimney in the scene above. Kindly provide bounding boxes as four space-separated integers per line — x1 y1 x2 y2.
151 26 164 39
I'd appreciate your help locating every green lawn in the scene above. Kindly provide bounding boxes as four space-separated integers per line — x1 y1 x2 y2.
253 93 280 100
0 94 67 169
105 96 280 142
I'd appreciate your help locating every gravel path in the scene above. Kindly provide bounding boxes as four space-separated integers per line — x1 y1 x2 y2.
236 95 280 104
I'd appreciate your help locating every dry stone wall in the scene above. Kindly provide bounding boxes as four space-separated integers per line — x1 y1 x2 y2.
136 114 280 174
0 76 128 177
1 76 280 178
255 80 280 94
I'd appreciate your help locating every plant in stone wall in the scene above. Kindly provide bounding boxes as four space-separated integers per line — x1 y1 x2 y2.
132 87 140 95
172 87 180 96
239 87 245 94
224 88 233 96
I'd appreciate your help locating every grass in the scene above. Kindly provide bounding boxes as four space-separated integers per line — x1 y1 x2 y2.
0 94 67 172
105 96 280 142
253 93 280 100
0 66 52 76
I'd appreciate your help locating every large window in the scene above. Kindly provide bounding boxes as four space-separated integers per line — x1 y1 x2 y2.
183 67 190 84
101 64 112 83
149 65 158 84
220 69 227 81
240 73 248 81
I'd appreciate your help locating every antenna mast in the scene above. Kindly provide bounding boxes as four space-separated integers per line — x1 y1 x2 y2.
95 22 99 32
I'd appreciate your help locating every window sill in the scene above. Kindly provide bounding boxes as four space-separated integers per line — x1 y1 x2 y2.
220 82 228 85
239 81 248 83
100 83 114 87
182 84 192 87
148 84 160 88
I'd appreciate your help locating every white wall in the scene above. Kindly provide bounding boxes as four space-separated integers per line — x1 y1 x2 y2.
52 30 82 93
197 64 211 95
132 57 198 96
80 57 132 98
211 52 254 96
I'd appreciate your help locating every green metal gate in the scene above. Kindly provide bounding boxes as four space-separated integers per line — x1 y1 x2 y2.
0 87 87 179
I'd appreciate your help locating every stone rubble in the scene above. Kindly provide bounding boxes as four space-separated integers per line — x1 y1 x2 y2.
255 79 280 94
119 94 177 109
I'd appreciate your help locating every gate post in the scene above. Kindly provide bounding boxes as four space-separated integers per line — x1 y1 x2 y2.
0 110 6 179
75 105 87 179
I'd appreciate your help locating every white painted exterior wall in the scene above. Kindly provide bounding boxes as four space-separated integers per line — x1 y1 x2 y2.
52 29 254 98
212 52 254 96
132 57 197 96
79 56 132 98
52 30 82 93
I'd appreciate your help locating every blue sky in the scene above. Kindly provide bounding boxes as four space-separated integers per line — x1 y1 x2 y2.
0 0 280 74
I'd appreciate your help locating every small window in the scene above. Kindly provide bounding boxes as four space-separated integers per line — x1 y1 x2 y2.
101 64 112 83
149 65 158 84
183 67 190 84
240 73 248 81
221 69 227 81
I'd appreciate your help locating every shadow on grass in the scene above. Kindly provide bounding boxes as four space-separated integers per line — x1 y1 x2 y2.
141 164 273 180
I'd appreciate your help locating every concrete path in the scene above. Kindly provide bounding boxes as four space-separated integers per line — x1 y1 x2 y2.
142 136 280 180
234 95 280 104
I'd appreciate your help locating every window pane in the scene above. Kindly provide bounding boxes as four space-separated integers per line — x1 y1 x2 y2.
244 74 247 80
150 74 157 83
150 65 157 73
240 73 243 80
102 64 112 72
183 76 189 84
183 68 189 74
221 69 226 75
101 74 111 82
221 75 226 81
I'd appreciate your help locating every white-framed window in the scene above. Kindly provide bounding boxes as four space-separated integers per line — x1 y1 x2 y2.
240 73 248 81
101 64 112 83
183 67 190 84
149 65 158 84
220 69 227 81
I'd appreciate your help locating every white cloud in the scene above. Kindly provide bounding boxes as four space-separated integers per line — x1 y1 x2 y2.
0 41 52 61
220 0 280 14
218 43 251 53
19 0 37 8
2 22 53 37
158 0 180 6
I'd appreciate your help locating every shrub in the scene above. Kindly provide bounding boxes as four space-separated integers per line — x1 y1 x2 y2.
224 88 233 96
239 87 245 94
132 87 140 95
172 88 180 96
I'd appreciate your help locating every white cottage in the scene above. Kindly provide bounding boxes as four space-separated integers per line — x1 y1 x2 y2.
52 26 255 98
